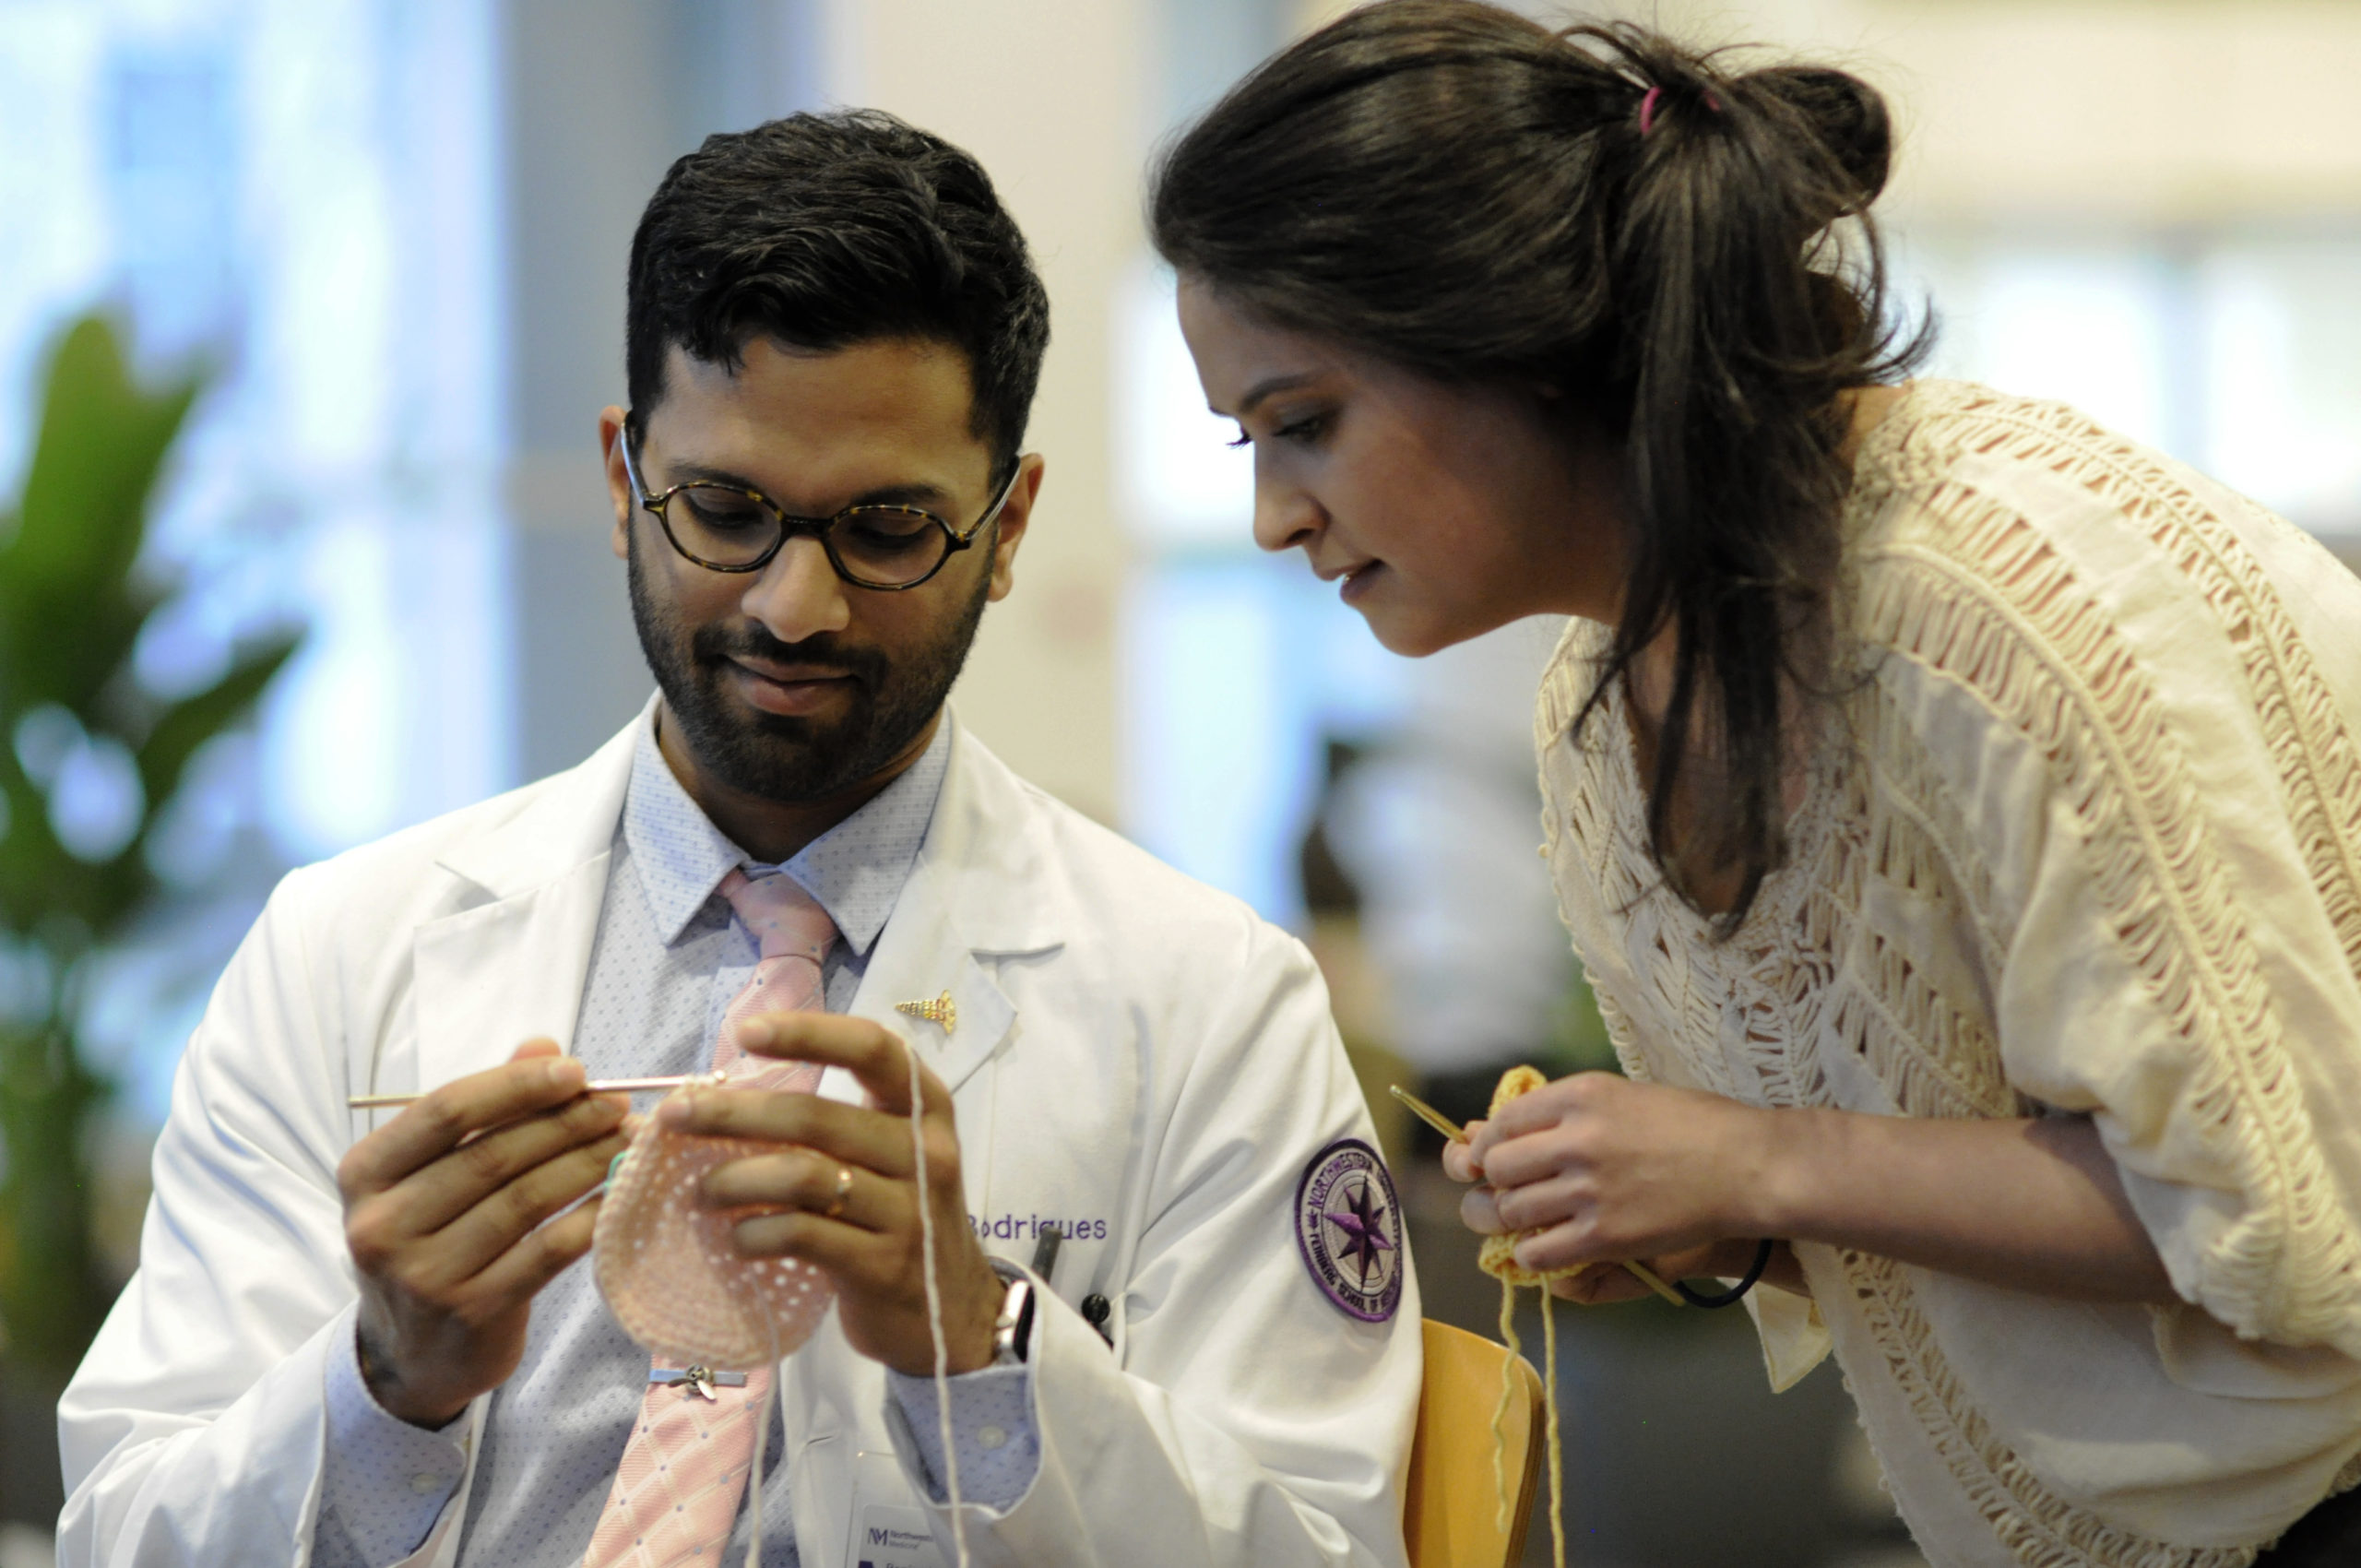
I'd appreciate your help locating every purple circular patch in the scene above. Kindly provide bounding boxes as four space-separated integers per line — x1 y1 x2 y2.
1294 1138 1404 1323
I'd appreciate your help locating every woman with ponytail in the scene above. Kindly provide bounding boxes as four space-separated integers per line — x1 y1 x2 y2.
1153 3 2361 1562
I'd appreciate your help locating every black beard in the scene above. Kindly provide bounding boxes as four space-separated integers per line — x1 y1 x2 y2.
625 528 992 803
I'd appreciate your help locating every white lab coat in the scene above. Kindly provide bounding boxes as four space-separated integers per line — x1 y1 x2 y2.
56 713 1421 1568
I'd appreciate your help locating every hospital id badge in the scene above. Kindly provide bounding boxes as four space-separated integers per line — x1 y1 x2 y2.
847 1448 947 1568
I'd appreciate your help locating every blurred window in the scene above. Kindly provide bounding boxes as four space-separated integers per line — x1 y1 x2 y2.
0 0 507 1115
1116 264 1406 926
1907 228 2361 538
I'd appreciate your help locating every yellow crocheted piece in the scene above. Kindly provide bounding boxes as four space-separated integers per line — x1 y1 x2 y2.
1477 1064 1567 1568
1477 1064 1574 1289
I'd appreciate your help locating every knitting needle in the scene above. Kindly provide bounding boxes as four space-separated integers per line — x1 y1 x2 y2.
1388 1084 1470 1144
1387 1083 1689 1308
347 1072 722 1111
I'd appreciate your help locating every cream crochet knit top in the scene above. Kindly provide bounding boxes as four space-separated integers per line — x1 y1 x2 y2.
1534 381 2361 1567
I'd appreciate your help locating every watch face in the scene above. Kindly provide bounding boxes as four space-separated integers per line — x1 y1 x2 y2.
993 1275 1035 1363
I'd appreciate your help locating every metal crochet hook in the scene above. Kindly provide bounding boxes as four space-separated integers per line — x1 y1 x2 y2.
1387 1084 1470 1144
1387 1084 1688 1308
347 1070 726 1111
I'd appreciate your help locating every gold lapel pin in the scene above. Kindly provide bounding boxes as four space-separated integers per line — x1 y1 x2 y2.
895 990 957 1034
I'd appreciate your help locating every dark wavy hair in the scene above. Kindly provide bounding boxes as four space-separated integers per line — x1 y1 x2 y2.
626 110 1050 482
1150 0 1928 928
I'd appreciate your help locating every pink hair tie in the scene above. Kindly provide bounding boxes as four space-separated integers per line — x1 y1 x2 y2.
1639 86 1723 135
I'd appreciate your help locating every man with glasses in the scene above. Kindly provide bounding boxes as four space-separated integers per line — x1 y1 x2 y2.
58 113 1418 1568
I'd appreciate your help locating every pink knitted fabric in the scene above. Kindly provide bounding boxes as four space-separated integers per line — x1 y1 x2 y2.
592 1054 837 1369
592 870 839 1368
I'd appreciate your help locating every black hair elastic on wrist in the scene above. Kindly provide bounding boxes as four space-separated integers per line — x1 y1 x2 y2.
1674 1239 1776 1308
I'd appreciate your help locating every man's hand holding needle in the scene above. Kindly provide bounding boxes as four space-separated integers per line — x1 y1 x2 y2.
338 1039 631 1427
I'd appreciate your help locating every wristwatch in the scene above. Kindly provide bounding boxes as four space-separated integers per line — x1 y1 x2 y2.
987 1260 1037 1367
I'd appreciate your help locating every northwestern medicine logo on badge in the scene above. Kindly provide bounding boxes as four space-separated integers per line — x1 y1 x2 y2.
1294 1138 1403 1322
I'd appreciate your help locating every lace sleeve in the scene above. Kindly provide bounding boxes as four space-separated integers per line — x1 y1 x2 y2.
1852 398 2361 1359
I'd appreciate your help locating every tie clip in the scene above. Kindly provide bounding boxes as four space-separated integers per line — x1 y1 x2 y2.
650 1365 745 1400
347 1071 726 1111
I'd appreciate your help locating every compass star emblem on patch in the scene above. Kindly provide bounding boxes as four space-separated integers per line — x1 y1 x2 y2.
1294 1139 1404 1322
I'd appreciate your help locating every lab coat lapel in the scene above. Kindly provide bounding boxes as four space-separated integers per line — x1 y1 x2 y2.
846 919 1015 1099
779 719 1064 1547
405 709 641 1095
825 718 1060 1106
410 857 612 1090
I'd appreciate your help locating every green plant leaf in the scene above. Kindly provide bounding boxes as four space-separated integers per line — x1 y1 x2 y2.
0 317 196 717
136 635 301 815
0 312 303 1384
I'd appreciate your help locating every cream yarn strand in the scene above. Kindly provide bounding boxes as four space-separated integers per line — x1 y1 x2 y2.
742 1313 778 1568
909 1037 970 1568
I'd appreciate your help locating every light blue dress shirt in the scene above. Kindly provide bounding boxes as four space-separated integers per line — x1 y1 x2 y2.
314 713 1040 1567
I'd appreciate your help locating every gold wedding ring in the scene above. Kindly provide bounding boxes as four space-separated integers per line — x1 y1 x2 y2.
823 1163 855 1220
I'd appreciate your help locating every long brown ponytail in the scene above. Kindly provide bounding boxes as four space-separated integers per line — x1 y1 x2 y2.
1150 0 1928 927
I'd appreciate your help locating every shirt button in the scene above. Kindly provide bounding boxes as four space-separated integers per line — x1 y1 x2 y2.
410 1472 443 1493
978 1425 1007 1451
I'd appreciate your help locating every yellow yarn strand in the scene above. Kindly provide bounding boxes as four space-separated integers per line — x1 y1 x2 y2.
1542 1289 1565 1568
1489 1282 1568 1565
1490 1277 1522 1536
1477 1065 1584 1566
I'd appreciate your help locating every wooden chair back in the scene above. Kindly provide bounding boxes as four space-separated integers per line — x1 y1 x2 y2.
1404 1317 1547 1568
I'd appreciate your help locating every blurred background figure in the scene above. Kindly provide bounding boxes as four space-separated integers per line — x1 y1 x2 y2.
0 2 2355 1564
1323 623 1585 1123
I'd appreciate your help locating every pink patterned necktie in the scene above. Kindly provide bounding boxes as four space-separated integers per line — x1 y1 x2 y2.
583 870 838 1568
